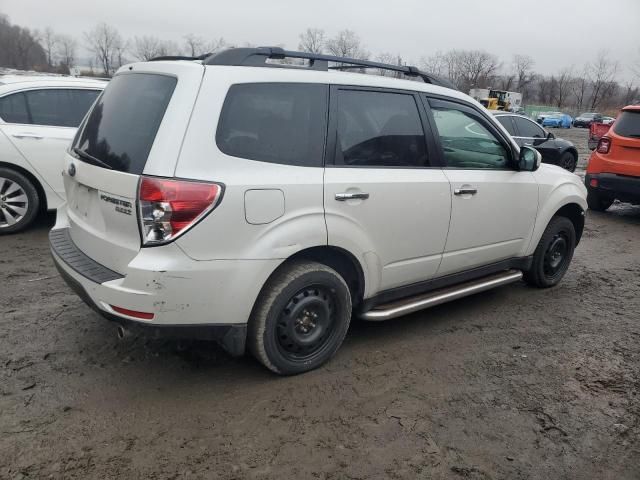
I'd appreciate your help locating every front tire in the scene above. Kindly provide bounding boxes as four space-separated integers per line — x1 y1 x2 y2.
0 168 40 234
248 261 352 375
524 216 576 288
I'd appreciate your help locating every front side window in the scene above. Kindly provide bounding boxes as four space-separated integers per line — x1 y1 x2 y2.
216 83 328 167
513 117 546 138
430 103 509 169
0 92 30 124
335 89 428 167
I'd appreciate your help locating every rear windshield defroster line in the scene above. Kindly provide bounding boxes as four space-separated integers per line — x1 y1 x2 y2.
73 73 177 174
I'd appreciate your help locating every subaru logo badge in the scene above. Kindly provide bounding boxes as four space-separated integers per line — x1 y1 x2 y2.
68 163 76 177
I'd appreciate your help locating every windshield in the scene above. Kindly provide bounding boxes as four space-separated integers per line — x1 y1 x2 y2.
613 111 640 138
73 73 177 174
580 113 596 118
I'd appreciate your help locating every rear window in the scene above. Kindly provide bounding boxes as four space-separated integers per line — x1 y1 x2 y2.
216 83 328 167
613 111 640 138
74 73 176 174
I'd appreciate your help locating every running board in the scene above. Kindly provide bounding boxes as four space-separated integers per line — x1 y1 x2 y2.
359 269 523 321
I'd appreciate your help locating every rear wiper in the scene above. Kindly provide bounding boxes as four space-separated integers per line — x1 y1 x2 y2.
72 147 113 170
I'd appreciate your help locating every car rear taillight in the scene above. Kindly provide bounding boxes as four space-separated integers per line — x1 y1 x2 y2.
138 176 223 246
596 137 611 154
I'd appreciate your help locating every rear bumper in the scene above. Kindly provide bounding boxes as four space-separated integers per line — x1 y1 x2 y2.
585 173 640 202
51 257 246 355
50 226 281 355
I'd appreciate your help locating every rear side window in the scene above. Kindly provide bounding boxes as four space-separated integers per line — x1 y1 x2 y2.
24 89 100 127
495 115 516 136
513 116 546 138
613 111 640 138
216 83 328 167
74 73 176 174
335 89 428 167
0 92 29 124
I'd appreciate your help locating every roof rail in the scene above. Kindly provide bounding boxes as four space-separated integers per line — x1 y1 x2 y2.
149 53 213 62
203 47 457 90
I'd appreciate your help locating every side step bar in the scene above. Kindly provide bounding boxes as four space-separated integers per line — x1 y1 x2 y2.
360 269 523 321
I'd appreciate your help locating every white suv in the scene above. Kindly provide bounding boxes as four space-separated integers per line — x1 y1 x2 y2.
0 74 106 232
50 48 587 374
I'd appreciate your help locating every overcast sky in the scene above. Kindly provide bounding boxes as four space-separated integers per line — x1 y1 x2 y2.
2 0 639 79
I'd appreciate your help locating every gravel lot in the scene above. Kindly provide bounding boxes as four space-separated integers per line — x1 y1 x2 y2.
2 127 639 479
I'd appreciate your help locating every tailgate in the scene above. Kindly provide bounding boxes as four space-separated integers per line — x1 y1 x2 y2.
63 62 205 273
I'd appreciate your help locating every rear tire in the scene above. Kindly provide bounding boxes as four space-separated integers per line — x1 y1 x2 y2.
248 261 352 375
559 152 577 172
587 189 614 211
0 167 40 234
524 216 576 288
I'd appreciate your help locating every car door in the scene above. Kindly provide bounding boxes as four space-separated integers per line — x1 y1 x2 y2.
510 115 559 164
425 98 538 276
0 88 101 199
324 86 451 292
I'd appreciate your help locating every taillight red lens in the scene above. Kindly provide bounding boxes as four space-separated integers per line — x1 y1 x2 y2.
138 176 222 246
596 137 611 154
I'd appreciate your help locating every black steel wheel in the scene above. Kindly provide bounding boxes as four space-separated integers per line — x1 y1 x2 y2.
559 151 577 172
249 261 352 375
524 216 576 288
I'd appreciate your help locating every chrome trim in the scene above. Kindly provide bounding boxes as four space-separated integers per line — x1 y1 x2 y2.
335 192 370 201
360 270 523 321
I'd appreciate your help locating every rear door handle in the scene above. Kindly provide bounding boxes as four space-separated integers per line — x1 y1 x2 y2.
335 192 370 201
12 133 43 140
454 188 478 196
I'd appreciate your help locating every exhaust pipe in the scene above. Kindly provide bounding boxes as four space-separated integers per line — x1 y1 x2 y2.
116 325 130 340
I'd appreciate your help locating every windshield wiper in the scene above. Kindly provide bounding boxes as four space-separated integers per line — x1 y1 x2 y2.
72 147 113 170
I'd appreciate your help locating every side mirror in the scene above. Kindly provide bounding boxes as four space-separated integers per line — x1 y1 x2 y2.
546 131 555 140
518 146 542 172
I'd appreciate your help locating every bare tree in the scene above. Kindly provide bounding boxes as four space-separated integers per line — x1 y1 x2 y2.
56 34 77 69
571 64 590 112
589 51 619 109
183 34 225 57
41 27 57 68
420 51 447 78
0 14 46 69
513 54 535 90
326 30 368 59
132 35 164 61
183 34 204 56
555 67 574 108
84 23 123 76
298 28 325 54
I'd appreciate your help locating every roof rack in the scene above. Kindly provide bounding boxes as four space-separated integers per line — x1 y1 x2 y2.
150 53 213 62
201 47 457 90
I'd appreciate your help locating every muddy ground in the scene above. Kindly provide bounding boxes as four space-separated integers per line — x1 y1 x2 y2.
1 128 639 479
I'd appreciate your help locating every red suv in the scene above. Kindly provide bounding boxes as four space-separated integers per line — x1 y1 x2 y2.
585 105 640 211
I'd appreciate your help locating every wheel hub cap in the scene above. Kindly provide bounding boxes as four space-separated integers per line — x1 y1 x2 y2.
0 177 29 228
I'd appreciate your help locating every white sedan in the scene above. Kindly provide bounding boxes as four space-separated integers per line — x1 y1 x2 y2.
0 74 106 233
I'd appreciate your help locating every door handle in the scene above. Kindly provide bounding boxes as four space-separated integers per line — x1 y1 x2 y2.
335 192 370 201
12 133 43 140
454 188 478 196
